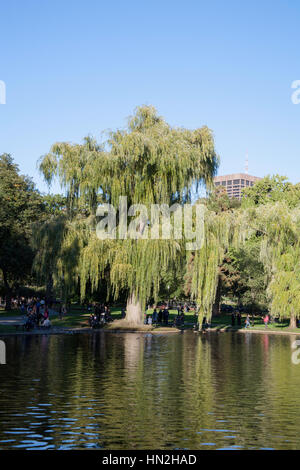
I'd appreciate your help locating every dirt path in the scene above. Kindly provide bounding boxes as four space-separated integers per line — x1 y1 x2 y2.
0 316 23 325
0 309 58 325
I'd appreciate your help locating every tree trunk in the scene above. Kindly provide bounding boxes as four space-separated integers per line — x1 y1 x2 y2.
3 271 12 311
126 292 143 326
289 314 297 329
5 294 12 311
46 273 54 303
212 275 221 316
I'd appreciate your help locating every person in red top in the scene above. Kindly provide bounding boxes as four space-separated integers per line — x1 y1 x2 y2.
44 307 49 320
264 314 269 328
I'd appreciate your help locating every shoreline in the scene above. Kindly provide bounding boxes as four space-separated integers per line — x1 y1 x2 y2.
206 326 300 337
1 324 300 338
0 325 184 337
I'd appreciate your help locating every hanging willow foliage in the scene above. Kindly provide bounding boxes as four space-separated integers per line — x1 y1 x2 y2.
187 206 252 325
37 106 219 324
35 106 300 329
189 201 300 328
253 203 300 327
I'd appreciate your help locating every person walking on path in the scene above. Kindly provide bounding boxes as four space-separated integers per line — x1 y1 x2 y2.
245 314 251 328
264 314 269 329
62 304 67 317
164 308 169 326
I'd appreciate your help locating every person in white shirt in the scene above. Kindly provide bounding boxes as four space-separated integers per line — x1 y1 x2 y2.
43 318 51 328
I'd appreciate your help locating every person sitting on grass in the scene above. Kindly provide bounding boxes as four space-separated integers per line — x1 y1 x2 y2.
24 314 35 331
42 317 51 328
100 310 106 325
20 303 26 316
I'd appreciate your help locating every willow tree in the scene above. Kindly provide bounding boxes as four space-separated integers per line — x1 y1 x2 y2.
38 105 218 325
187 206 251 327
32 215 84 302
253 203 300 328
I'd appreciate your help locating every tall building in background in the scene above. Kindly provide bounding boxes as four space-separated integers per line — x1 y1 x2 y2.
213 173 261 199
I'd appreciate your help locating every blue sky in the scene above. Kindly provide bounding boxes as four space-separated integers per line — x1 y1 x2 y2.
0 0 300 193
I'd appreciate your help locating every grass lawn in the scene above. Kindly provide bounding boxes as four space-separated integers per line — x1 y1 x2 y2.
0 308 22 317
210 314 300 333
50 306 198 329
50 306 123 328
1 305 299 334
0 324 21 334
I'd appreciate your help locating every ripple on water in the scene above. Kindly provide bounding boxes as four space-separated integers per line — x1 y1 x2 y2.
1 331 300 450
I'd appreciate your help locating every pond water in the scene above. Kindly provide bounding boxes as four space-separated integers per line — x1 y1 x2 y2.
0 330 300 450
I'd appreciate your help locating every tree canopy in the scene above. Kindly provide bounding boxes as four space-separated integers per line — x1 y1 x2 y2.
2 107 300 330
0 154 45 307
37 105 219 324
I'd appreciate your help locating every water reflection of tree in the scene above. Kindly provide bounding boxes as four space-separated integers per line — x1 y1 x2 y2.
2 332 300 449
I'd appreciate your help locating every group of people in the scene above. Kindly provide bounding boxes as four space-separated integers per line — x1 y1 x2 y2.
144 305 187 327
231 311 271 329
20 298 51 330
88 303 113 328
144 308 170 325
231 311 243 327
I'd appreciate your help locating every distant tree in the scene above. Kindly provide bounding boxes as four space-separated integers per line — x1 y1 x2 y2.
268 244 300 328
42 194 67 216
242 175 300 208
205 186 241 213
0 154 45 309
227 238 268 312
255 203 300 328
218 255 242 303
193 187 241 316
